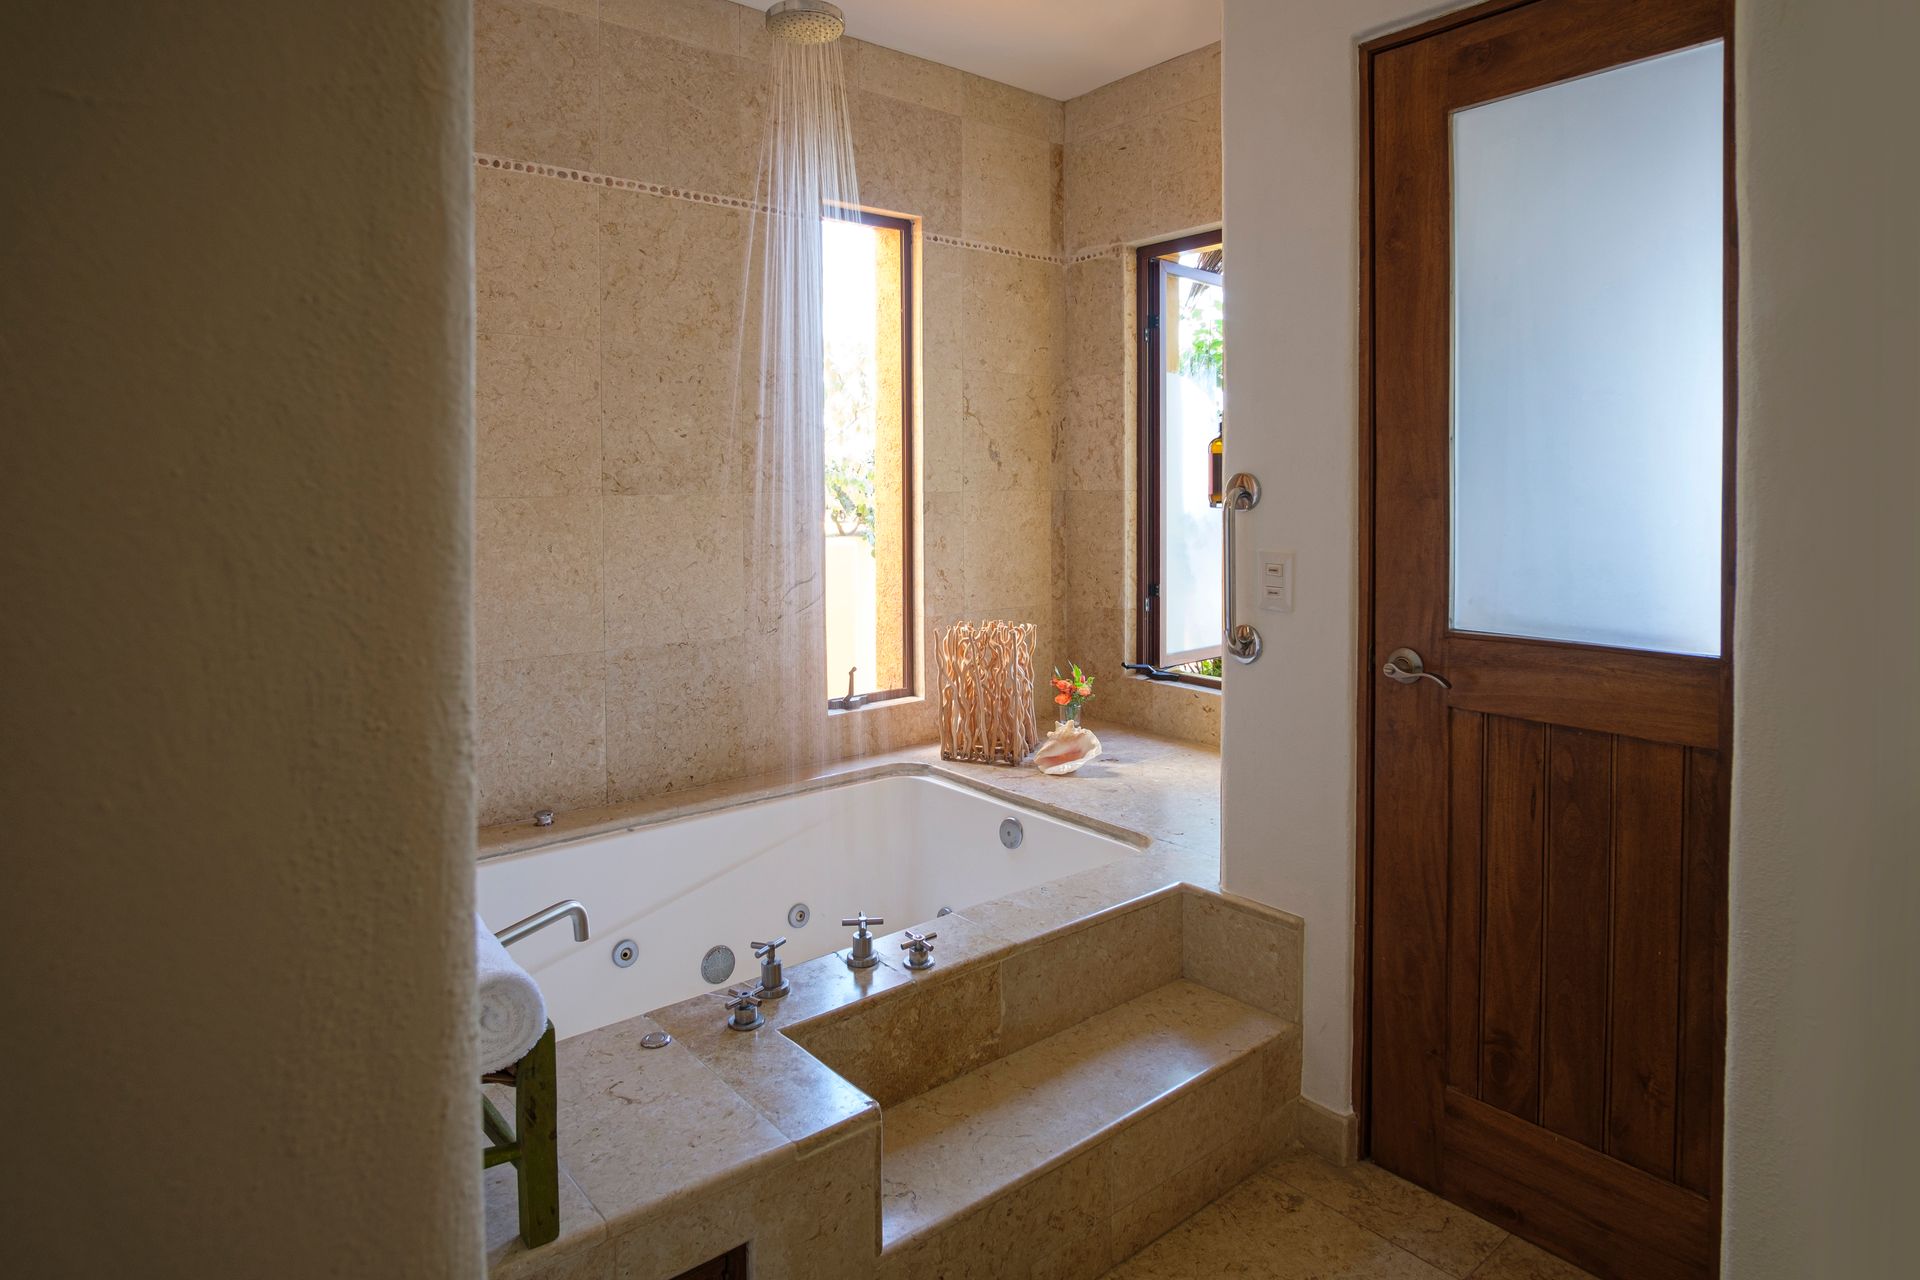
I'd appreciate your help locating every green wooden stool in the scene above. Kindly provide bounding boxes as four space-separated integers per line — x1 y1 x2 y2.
482 1021 559 1248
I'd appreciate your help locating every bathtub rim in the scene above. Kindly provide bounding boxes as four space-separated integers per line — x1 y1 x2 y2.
476 761 1153 864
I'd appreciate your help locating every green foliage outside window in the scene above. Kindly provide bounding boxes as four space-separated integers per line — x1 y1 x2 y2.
825 456 875 546
1178 290 1224 389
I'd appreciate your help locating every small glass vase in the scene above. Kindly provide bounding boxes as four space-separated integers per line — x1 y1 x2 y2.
1035 718 1102 775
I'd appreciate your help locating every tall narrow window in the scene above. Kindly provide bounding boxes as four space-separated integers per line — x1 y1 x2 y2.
1137 232 1225 686
822 211 914 708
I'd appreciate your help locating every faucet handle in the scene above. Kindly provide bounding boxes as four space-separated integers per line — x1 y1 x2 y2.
752 937 791 999
724 987 764 1032
840 912 885 933
900 929 937 971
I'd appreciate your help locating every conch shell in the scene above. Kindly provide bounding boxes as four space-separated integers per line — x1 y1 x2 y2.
1034 720 1102 775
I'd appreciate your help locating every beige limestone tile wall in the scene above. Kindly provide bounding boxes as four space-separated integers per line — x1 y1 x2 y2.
1054 45 1224 749
472 0 1068 824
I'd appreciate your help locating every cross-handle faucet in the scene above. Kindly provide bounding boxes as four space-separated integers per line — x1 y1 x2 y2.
751 936 790 999
842 911 885 970
900 928 937 971
724 988 764 1032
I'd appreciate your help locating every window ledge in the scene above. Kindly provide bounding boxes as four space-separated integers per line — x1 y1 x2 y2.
826 693 925 718
1126 673 1222 697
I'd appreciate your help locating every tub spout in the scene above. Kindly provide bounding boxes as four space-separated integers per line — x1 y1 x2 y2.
495 900 590 947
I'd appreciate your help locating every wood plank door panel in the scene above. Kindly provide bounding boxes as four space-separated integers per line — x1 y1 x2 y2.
1362 2 1734 1277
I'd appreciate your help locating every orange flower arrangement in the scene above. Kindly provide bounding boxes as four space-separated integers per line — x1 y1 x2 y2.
1050 662 1094 723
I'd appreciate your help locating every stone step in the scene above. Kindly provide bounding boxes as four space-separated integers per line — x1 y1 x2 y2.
878 979 1297 1276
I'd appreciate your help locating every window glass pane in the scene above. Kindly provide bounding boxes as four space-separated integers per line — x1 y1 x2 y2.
1160 262 1224 665
1451 42 1723 656
822 216 908 699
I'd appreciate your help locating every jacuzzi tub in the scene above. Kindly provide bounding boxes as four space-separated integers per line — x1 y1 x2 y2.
476 772 1139 1036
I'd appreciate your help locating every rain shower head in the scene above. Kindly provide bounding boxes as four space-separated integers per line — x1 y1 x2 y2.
765 0 845 44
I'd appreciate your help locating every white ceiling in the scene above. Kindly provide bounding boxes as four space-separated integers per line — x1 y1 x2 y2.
834 0 1222 101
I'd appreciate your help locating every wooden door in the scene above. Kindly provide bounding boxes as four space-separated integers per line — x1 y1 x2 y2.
1362 3 1733 1278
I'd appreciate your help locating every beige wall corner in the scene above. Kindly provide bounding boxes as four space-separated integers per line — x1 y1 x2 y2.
1 1 480 1275
1055 45 1223 749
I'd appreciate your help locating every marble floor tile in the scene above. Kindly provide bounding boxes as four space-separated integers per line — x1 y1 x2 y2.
1266 1152 1506 1277
1468 1236 1598 1279
1099 1153 1600 1280
1102 1170 1452 1279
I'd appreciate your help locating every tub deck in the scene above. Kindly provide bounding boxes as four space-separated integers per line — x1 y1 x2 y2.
481 729 1285 1280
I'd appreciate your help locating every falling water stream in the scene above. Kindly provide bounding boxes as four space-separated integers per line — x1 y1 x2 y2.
732 10 861 774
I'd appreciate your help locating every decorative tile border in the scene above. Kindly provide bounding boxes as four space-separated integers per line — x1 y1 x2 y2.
475 153 765 213
923 231 1064 266
475 152 1067 266
1067 242 1130 265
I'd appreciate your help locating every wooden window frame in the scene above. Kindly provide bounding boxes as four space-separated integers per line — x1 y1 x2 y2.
1135 230 1226 691
825 208 916 711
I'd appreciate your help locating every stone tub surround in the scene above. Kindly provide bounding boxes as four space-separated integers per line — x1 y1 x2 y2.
480 731 1311 1279
874 981 1297 1273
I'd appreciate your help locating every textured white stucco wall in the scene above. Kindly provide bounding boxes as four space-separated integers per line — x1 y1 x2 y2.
1 2 481 1274
1722 0 1920 1273
1219 0 1460 1116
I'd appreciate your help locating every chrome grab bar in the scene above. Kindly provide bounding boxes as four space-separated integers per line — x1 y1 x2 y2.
1222 472 1262 664
494 900 590 947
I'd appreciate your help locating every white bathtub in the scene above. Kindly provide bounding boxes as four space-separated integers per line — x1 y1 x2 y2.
477 773 1138 1037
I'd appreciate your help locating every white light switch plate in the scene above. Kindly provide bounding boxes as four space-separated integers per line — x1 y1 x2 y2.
1260 550 1295 613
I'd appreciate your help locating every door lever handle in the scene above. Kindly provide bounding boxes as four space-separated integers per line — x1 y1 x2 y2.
1382 647 1450 690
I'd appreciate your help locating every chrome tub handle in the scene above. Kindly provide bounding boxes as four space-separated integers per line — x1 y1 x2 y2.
1223 471 1262 664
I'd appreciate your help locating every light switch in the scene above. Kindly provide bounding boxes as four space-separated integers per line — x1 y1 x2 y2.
1260 551 1295 613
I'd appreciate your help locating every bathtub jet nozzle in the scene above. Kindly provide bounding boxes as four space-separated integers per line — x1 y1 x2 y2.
842 911 886 970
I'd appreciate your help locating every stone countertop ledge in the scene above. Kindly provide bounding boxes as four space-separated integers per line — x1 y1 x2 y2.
482 728 1253 1279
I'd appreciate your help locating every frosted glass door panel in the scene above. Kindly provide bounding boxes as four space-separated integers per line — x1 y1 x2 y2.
1451 43 1723 656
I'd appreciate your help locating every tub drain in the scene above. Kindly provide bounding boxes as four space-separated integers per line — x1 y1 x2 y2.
610 939 638 968
788 902 811 929
701 944 736 986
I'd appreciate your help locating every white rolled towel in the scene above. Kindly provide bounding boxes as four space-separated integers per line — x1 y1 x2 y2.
476 913 549 1073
